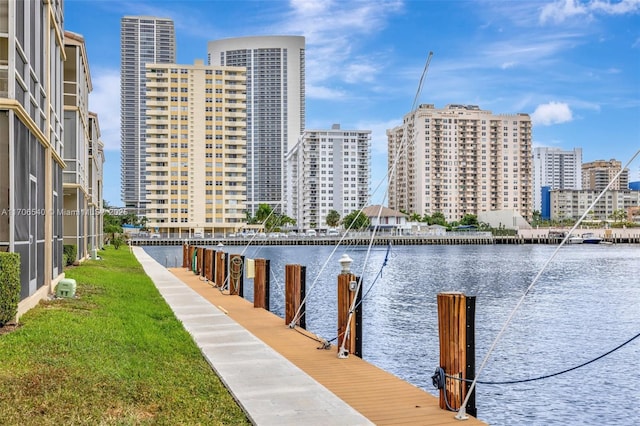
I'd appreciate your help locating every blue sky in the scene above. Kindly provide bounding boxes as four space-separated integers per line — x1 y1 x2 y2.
63 0 640 206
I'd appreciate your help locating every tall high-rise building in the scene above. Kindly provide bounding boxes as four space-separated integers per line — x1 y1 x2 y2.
120 16 175 210
582 159 629 191
387 104 532 222
532 147 582 214
208 36 305 215
144 60 247 237
286 124 371 231
1 0 65 314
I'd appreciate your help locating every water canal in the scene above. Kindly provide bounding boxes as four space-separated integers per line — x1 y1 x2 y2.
143 243 640 425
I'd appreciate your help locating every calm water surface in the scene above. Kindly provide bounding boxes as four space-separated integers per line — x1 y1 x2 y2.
144 243 640 426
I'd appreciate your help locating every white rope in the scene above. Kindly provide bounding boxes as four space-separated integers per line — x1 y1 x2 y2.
455 148 640 420
338 52 434 355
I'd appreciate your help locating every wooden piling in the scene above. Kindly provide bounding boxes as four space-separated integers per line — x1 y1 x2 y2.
197 247 204 275
228 254 244 296
284 264 306 329
337 273 363 357
254 259 270 310
182 243 189 268
204 249 214 281
215 250 226 288
437 292 476 416
188 245 196 272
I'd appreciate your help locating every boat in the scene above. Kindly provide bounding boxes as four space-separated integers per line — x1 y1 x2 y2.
567 234 583 244
581 233 603 244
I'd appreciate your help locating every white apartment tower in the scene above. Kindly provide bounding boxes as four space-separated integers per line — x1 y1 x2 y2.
532 147 582 213
144 60 247 237
120 16 175 210
286 124 371 231
208 36 305 216
387 104 532 222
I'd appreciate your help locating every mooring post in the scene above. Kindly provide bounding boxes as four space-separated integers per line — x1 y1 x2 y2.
215 250 226 288
228 254 244 296
182 243 189 268
337 273 362 358
284 264 306 329
187 245 194 270
197 247 204 276
254 258 270 310
437 292 476 416
203 248 213 281
188 245 196 272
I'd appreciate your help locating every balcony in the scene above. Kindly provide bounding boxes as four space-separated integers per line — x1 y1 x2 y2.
224 92 246 101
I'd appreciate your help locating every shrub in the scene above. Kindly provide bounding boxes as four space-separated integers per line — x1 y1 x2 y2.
0 252 20 326
63 245 77 266
112 237 123 250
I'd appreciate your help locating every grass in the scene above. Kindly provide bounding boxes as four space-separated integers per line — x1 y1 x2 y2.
0 246 250 425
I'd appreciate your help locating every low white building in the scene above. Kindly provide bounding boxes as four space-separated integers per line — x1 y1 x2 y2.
478 210 532 230
361 205 408 234
551 189 640 221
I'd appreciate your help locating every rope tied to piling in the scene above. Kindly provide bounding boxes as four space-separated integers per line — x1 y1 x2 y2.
435 330 640 387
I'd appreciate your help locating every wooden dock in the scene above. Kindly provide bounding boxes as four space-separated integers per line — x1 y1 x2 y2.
169 268 486 425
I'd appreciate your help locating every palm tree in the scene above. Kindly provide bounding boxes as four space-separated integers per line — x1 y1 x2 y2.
610 209 626 224
326 209 340 228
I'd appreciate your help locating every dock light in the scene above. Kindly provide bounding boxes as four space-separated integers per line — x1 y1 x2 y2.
339 254 353 274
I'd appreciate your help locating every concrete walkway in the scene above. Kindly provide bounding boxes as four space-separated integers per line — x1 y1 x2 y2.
133 247 373 426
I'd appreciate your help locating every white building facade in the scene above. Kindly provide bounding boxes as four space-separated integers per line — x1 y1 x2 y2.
387 104 532 222
532 147 582 213
286 124 370 231
0 0 66 315
208 36 305 216
63 31 92 261
120 16 175 210
551 189 640 221
144 60 247 237
87 112 104 254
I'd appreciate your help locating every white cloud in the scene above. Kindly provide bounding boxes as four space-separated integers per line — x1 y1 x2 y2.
531 101 574 125
590 0 640 15
344 61 378 84
275 0 404 98
89 68 120 151
540 0 588 24
306 85 347 100
540 0 640 24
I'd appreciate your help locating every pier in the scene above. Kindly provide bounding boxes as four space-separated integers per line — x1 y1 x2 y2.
131 230 640 246
170 266 485 425
135 246 486 425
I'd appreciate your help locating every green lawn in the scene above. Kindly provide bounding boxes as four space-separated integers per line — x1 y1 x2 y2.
0 246 249 425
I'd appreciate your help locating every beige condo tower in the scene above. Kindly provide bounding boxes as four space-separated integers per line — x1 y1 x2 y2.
144 60 247 237
387 104 532 222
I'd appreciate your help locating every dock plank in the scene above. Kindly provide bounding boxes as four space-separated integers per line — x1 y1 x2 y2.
170 268 485 425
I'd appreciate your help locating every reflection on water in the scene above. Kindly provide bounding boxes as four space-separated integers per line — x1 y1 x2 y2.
143 244 640 425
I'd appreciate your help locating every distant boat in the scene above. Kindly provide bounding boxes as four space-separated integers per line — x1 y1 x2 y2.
567 234 584 244
582 233 603 244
